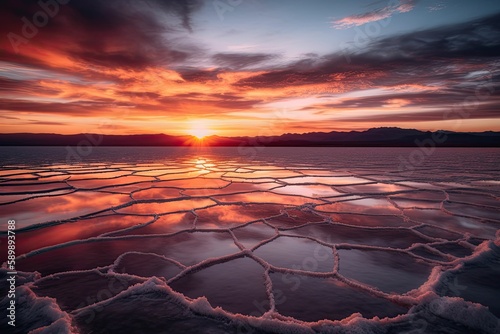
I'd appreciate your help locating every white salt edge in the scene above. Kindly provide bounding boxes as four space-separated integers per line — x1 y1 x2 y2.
5 221 499 334
0 285 77 334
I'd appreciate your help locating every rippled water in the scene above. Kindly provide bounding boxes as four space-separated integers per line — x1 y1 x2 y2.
0 147 499 333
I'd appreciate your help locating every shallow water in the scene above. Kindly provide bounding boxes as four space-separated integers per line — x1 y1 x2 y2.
0 147 499 333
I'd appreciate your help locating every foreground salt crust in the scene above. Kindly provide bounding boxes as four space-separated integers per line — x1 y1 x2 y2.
0 152 499 333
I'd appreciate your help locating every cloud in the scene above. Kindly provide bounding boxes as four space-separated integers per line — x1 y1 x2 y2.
237 13 500 89
25 120 68 126
0 98 120 115
428 1 447 12
0 0 204 70
332 0 417 29
335 105 500 123
178 68 221 82
1 3 499 134
212 53 277 70
0 114 19 120
367 14 500 60
232 12 500 124
0 77 60 97
149 0 204 32
311 89 500 110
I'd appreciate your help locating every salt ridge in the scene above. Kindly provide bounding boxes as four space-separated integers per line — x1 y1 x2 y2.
1 155 499 333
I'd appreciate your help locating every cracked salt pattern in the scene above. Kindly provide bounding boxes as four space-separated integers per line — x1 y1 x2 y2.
0 147 499 334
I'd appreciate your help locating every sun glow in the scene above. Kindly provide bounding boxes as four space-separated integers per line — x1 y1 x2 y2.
188 120 212 139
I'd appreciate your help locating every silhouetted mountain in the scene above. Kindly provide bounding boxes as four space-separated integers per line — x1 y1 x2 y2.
0 133 192 146
1 128 499 147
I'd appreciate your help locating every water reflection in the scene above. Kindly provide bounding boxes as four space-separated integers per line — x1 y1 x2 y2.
1 148 499 325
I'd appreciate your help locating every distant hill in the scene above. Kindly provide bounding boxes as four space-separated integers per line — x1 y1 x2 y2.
1 128 499 147
0 133 192 146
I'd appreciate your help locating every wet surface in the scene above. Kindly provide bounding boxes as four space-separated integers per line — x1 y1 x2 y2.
0 147 499 333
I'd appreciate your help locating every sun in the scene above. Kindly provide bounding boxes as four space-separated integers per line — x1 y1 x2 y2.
188 120 212 139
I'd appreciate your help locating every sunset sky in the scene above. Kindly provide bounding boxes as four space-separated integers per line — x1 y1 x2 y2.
1 0 500 136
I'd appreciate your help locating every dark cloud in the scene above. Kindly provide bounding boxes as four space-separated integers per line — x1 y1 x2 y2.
368 12 500 60
237 69 327 88
0 77 59 96
0 87 299 120
170 92 263 110
0 98 125 115
119 91 163 100
212 53 277 69
162 92 262 111
236 13 500 89
178 68 220 82
336 104 500 123
25 120 67 126
151 0 203 33
213 98 261 110
172 92 206 98
0 0 204 69
230 12 500 124
0 114 20 120
317 89 500 110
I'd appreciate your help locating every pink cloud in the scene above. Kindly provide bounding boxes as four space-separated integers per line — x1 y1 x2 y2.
333 0 417 29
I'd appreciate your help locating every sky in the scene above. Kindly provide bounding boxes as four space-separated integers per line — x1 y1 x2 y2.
1 0 500 136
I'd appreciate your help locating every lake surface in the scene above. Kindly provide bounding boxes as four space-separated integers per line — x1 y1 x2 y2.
0 147 499 333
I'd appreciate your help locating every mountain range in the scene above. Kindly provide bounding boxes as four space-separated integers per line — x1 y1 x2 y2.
1 128 499 147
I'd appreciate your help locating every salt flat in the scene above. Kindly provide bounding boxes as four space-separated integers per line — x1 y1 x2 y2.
0 147 499 334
